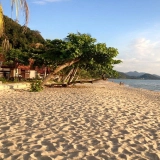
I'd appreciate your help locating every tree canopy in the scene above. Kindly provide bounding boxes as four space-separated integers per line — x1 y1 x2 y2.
40 33 121 84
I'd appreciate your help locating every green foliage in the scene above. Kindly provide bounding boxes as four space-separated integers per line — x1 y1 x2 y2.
0 77 7 83
0 16 45 50
0 15 45 68
41 33 120 66
78 69 92 79
30 80 43 92
13 78 19 83
32 33 122 83
4 48 31 65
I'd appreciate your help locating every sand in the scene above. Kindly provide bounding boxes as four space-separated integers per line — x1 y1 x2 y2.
0 80 160 160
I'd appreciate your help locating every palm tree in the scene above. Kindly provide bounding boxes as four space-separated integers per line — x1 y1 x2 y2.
0 0 29 37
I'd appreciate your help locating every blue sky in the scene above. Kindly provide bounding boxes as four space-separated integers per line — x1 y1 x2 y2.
2 0 160 75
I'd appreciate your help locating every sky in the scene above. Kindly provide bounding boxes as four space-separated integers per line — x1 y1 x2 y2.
2 0 160 75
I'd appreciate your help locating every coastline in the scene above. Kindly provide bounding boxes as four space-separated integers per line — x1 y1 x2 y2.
0 81 160 159
109 78 160 92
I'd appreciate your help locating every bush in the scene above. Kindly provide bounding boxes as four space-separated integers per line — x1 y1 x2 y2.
13 78 19 83
0 77 7 83
30 80 43 92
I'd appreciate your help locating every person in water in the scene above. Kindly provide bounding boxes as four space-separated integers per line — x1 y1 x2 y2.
119 82 124 85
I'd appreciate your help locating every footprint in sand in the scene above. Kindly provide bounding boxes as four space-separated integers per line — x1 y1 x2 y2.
74 144 88 151
0 125 10 131
85 155 101 160
145 152 160 160
31 144 42 150
118 153 127 159
41 140 57 151
1 140 14 148
111 144 121 153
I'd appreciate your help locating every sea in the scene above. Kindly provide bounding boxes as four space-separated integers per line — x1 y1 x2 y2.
109 79 160 92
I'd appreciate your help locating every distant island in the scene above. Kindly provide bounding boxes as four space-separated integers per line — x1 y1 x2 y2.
115 71 160 80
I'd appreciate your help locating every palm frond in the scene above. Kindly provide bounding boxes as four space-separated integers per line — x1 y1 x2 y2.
11 0 29 26
0 0 29 37
2 38 10 52
0 4 4 37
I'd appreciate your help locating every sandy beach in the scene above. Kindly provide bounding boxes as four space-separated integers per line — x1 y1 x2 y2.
0 81 160 160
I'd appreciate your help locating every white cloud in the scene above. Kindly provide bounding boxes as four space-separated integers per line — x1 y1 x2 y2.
114 37 160 75
33 0 70 5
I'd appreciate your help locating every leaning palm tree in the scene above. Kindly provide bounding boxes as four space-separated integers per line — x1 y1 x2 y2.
0 0 29 37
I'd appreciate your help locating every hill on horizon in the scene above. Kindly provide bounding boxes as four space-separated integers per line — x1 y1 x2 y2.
125 71 145 77
117 71 160 80
139 73 160 80
0 15 45 50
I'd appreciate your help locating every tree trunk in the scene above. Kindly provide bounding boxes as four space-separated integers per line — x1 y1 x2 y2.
63 68 74 83
75 75 79 81
67 67 78 85
67 67 76 85
44 67 47 78
57 75 62 82
42 58 80 85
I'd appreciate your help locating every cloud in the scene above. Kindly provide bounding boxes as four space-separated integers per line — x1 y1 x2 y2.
114 37 160 75
33 0 70 5
129 38 160 62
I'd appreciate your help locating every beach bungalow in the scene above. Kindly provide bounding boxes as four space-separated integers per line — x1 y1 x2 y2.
0 54 10 78
0 54 37 80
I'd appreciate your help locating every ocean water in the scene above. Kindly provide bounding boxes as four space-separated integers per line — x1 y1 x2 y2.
109 79 160 92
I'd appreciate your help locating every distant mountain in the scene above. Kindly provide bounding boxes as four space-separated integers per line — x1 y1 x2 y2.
125 71 145 77
116 71 160 80
117 72 131 79
153 74 160 78
139 74 160 80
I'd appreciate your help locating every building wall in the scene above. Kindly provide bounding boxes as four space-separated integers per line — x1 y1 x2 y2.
0 67 37 79
0 68 10 79
30 70 36 79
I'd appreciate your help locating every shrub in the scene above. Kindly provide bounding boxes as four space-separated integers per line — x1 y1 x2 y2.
30 80 43 92
13 78 19 83
0 77 7 83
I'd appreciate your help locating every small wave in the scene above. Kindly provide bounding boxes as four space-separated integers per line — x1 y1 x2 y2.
109 79 160 92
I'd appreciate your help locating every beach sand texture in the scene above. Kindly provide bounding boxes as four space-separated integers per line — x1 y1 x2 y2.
0 81 160 160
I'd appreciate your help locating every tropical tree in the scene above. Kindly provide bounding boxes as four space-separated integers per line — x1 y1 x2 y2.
4 48 30 66
0 0 29 37
1 16 44 50
40 33 121 85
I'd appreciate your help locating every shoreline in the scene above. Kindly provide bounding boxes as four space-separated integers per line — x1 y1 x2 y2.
0 81 160 159
109 78 160 92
